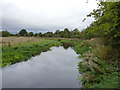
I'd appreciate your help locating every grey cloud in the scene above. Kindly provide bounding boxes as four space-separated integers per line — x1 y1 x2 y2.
2 0 98 33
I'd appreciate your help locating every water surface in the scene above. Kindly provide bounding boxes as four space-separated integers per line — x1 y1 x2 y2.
2 47 82 88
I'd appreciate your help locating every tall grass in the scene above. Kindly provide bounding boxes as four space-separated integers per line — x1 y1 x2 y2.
1 37 42 46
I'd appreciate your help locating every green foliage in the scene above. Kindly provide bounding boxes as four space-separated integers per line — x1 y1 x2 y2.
54 30 61 37
1 28 82 38
93 46 113 60
62 28 71 38
74 41 92 55
43 32 53 37
18 29 28 36
28 32 34 36
1 39 61 67
84 72 120 88
71 28 81 38
60 40 76 49
76 39 120 89
0 30 11 37
85 2 120 45
34 33 40 37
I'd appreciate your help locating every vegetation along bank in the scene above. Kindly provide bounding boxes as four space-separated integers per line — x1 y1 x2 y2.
59 38 120 88
1 37 61 67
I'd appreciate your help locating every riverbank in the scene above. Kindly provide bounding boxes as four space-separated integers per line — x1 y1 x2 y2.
58 38 119 88
73 38 119 89
1 37 61 67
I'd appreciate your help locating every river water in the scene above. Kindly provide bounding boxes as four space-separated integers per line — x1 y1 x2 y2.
2 47 82 88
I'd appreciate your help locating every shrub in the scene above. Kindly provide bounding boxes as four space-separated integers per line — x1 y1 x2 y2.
93 46 113 60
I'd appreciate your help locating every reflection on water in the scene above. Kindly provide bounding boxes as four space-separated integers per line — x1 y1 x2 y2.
2 47 82 88
62 42 75 49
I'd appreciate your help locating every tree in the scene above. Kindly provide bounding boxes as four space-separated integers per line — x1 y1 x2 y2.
38 32 42 37
34 33 39 37
0 30 11 37
28 32 34 36
63 28 71 38
54 30 61 37
84 2 120 45
54 30 60 34
71 28 80 38
19 29 28 36
59 31 64 38
44 32 53 37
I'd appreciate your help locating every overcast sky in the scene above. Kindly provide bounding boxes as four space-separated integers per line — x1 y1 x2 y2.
1 0 99 33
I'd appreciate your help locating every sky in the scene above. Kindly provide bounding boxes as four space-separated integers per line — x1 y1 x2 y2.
1 0 99 33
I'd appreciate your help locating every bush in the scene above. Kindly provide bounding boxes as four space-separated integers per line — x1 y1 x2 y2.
93 46 113 60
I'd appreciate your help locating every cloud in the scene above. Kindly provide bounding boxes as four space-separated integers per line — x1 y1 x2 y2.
2 0 98 33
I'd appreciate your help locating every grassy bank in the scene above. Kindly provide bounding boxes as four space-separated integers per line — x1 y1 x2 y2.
73 38 119 89
57 38 119 89
1 37 61 67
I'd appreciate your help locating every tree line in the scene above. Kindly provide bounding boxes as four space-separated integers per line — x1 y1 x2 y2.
0 28 83 38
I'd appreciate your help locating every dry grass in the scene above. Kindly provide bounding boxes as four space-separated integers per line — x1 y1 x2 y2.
0 37 42 46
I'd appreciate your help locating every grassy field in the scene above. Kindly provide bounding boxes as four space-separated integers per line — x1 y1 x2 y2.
1 37 43 46
1 37 61 67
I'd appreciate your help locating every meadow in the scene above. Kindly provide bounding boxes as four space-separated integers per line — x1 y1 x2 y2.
1 37 61 67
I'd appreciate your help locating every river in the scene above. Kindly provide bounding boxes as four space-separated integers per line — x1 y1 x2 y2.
2 47 82 88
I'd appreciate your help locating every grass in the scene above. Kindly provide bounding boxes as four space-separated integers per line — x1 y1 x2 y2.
1 37 43 46
74 38 120 89
74 41 90 55
91 72 119 88
1 37 61 67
